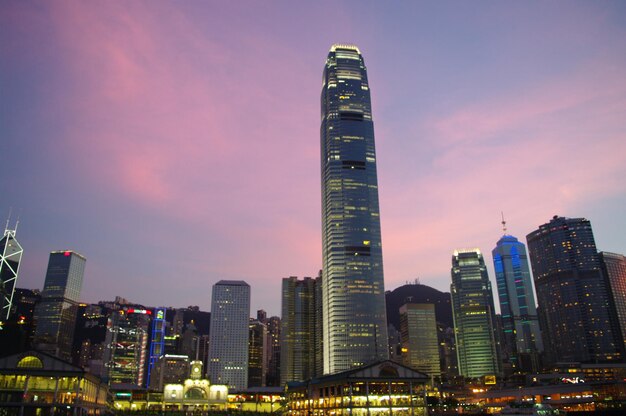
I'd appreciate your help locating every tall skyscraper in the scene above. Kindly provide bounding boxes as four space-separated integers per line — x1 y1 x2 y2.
208 280 250 390
248 319 268 387
265 315 282 386
320 44 389 375
399 303 440 379
0 221 23 320
281 276 319 384
450 249 501 379
147 307 166 388
492 228 543 373
600 252 626 351
527 216 622 364
103 307 151 387
33 250 86 361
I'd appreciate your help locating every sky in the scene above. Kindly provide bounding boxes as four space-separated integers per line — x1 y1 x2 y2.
2 1 626 317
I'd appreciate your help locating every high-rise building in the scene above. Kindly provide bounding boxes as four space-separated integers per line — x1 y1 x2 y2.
33 250 86 361
399 303 440 380
248 319 268 387
527 216 623 364
281 276 319 384
265 315 281 386
450 249 501 379
103 307 151 387
208 280 250 390
0 221 23 320
320 44 389 375
492 230 543 373
600 252 626 351
147 307 166 388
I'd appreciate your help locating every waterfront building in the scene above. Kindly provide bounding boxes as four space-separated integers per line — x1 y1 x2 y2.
208 280 250 390
526 216 622 364
450 249 501 379
32 250 86 362
0 351 109 414
285 360 428 416
320 44 389 374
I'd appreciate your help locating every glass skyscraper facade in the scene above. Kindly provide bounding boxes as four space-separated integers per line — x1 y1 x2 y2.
280 276 319 384
527 216 622 364
320 44 389 374
600 252 626 352
0 223 22 320
399 303 441 379
208 280 250 390
450 249 501 379
492 234 543 372
33 250 86 362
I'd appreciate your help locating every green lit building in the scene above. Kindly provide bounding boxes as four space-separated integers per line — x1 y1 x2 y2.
399 303 440 380
451 249 501 380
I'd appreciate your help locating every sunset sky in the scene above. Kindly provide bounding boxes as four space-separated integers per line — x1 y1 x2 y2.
2 1 626 316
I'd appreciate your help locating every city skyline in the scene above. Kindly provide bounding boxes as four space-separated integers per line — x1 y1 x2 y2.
2 1 626 316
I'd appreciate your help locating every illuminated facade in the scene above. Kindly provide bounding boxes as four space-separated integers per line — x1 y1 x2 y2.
600 252 626 351
248 319 267 387
492 234 543 372
147 307 166 387
281 276 319 384
0 351 109 415
104 307 150 388
208 280 250 391
451 249 501 379
321 44 389 375
0 221 22 320
286 360 428 416
33 250 86 362
399 303 440 380
527 216 623 364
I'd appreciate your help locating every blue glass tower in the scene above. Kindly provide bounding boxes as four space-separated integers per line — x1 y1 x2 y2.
492 231 543 373
321 44 388 374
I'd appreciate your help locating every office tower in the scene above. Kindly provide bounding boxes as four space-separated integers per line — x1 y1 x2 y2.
492 228 543 373
281 276 318 383
208 280 250 390
450 249 501 379
600 252 626 350
320 44 389 374
147 307 166 388
248 319 268 387
33 250 86 361
0 221 23 320
265 316 281 386
103 307 150 387
527 216 622 364
399 303 440 379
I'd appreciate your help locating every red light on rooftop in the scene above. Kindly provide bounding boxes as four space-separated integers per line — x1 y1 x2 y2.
64 251 71 256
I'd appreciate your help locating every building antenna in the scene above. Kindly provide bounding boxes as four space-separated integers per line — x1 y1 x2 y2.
501 211 507 235
4 207 11 231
